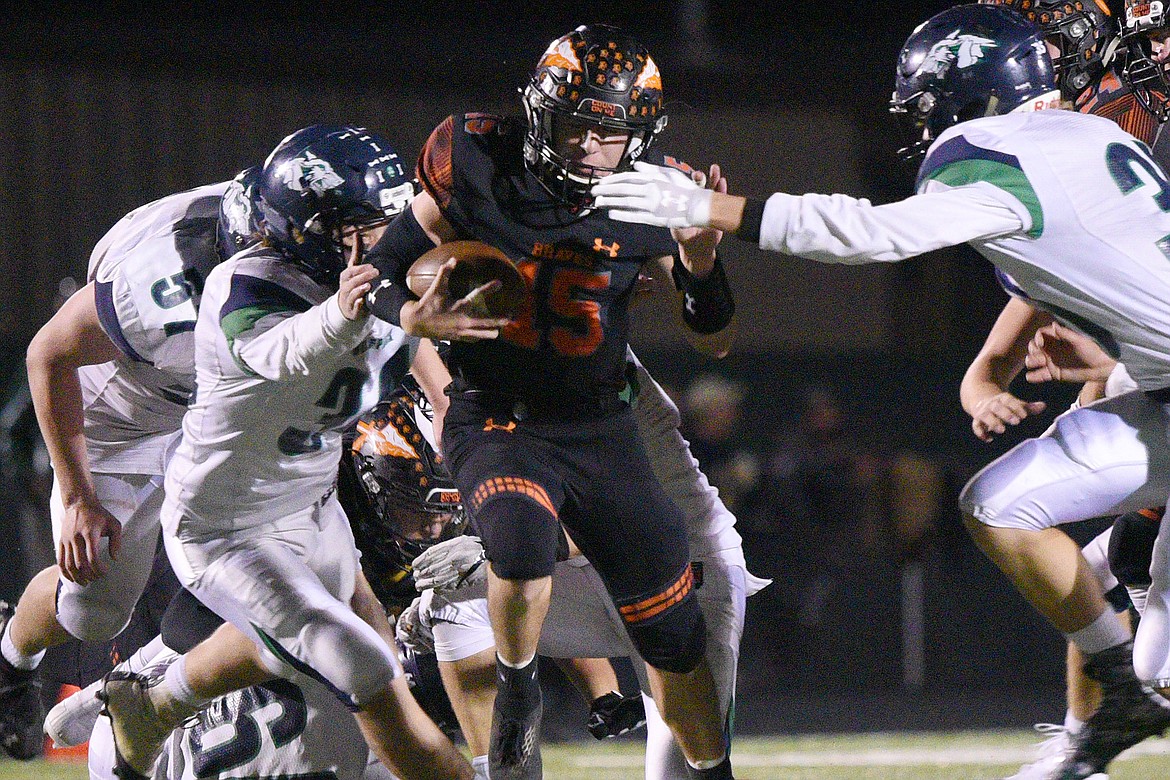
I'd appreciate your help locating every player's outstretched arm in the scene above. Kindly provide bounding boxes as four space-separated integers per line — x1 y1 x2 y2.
960 297 1051 443
26 282 123 584
594 163 1028 264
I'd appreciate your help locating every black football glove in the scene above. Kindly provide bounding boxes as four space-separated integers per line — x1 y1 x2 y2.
587 690 647 740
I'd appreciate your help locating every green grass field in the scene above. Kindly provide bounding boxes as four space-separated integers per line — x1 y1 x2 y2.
3 730 1168 780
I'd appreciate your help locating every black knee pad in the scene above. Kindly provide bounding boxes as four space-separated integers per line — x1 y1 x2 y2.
1108 510 1161 588
475 491 562 581
622 594 707 674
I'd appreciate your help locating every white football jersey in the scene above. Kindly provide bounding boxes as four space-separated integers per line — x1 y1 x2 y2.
161 677 371 780
164 245 412 528
758 110 1170 392
83 182 230 474
89 677 372 780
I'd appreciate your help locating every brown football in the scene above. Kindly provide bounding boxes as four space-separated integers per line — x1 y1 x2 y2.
406 241 528 318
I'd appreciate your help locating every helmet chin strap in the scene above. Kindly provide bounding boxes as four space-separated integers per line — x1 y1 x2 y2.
1007 89 1064 114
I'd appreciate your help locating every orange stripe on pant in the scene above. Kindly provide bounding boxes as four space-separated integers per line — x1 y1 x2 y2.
619 565 694 623
470 476 558 518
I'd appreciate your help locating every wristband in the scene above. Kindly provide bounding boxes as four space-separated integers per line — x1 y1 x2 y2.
734 198 767 243
672 253 735 335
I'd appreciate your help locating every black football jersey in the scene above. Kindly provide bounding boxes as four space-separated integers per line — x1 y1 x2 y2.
416 112 680 406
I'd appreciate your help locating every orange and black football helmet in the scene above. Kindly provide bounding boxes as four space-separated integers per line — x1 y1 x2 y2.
1122 0 1170 121
338 379 467 608
521 23 668 208
979 0 1118 99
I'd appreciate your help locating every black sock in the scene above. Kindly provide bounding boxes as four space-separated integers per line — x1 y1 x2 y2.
686 755 733 780
495 655 540 716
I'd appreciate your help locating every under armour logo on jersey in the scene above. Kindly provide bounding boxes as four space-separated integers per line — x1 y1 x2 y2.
277 151 345 195
917 29 998 78
483 417 517 433
684 292 697 316
593 238 620 257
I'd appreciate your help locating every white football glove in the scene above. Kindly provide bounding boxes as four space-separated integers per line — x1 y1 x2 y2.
395 595 435 655
591 161 713 229
411 534 487 591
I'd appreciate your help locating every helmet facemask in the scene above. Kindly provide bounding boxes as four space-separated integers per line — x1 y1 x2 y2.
1122 0 1170 121
521 24 668 209
354 460 468 563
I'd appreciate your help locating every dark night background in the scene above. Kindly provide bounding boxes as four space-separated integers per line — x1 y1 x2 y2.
0 0 1111 738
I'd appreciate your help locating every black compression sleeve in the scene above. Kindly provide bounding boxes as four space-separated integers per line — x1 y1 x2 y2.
734 198 767 243
671 253 735 335
364 206 437 326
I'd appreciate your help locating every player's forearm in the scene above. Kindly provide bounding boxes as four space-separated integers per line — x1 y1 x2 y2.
706 192 750 236
25 342 97 505
365 199 443 326
756 187 1025 264
960 354 1023 416
234 295 372 381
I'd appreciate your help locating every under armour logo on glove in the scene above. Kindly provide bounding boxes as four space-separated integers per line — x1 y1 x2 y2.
591 161 713 229
660 191 689 213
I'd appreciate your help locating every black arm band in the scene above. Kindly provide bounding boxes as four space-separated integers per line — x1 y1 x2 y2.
734 198 767 243
364 206 437 326
672 253 735 335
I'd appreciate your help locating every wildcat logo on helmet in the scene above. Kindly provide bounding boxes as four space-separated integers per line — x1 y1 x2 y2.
537 37 583 74
220 180 255 240
353 417 419 460
918 29 999 77
277 152 345 196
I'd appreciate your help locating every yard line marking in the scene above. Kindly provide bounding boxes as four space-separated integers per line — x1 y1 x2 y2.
572 740 1170 768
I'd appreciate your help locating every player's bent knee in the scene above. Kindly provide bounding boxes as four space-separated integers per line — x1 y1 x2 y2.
626 603 708 674
476 493 561 580
291 609 398 705
55 599 132 643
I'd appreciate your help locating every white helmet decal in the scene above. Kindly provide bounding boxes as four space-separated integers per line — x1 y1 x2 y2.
278 151 345 196
918 29 999 78
220 180 254 239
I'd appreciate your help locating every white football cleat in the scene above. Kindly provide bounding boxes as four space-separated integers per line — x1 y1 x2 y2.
44 677 104 748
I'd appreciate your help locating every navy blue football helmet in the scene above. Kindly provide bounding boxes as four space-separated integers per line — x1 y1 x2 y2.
979 0 1118 100
216 166 261 261
256 125 415 285
522 24 668 208
891 4 1059 158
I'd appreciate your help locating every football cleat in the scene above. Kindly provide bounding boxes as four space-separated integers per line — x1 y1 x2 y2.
1051 641 1170 779
995 723 1089 780
0 601 44 760
98 667 196 780
489 658 543 780
44 675 105 748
